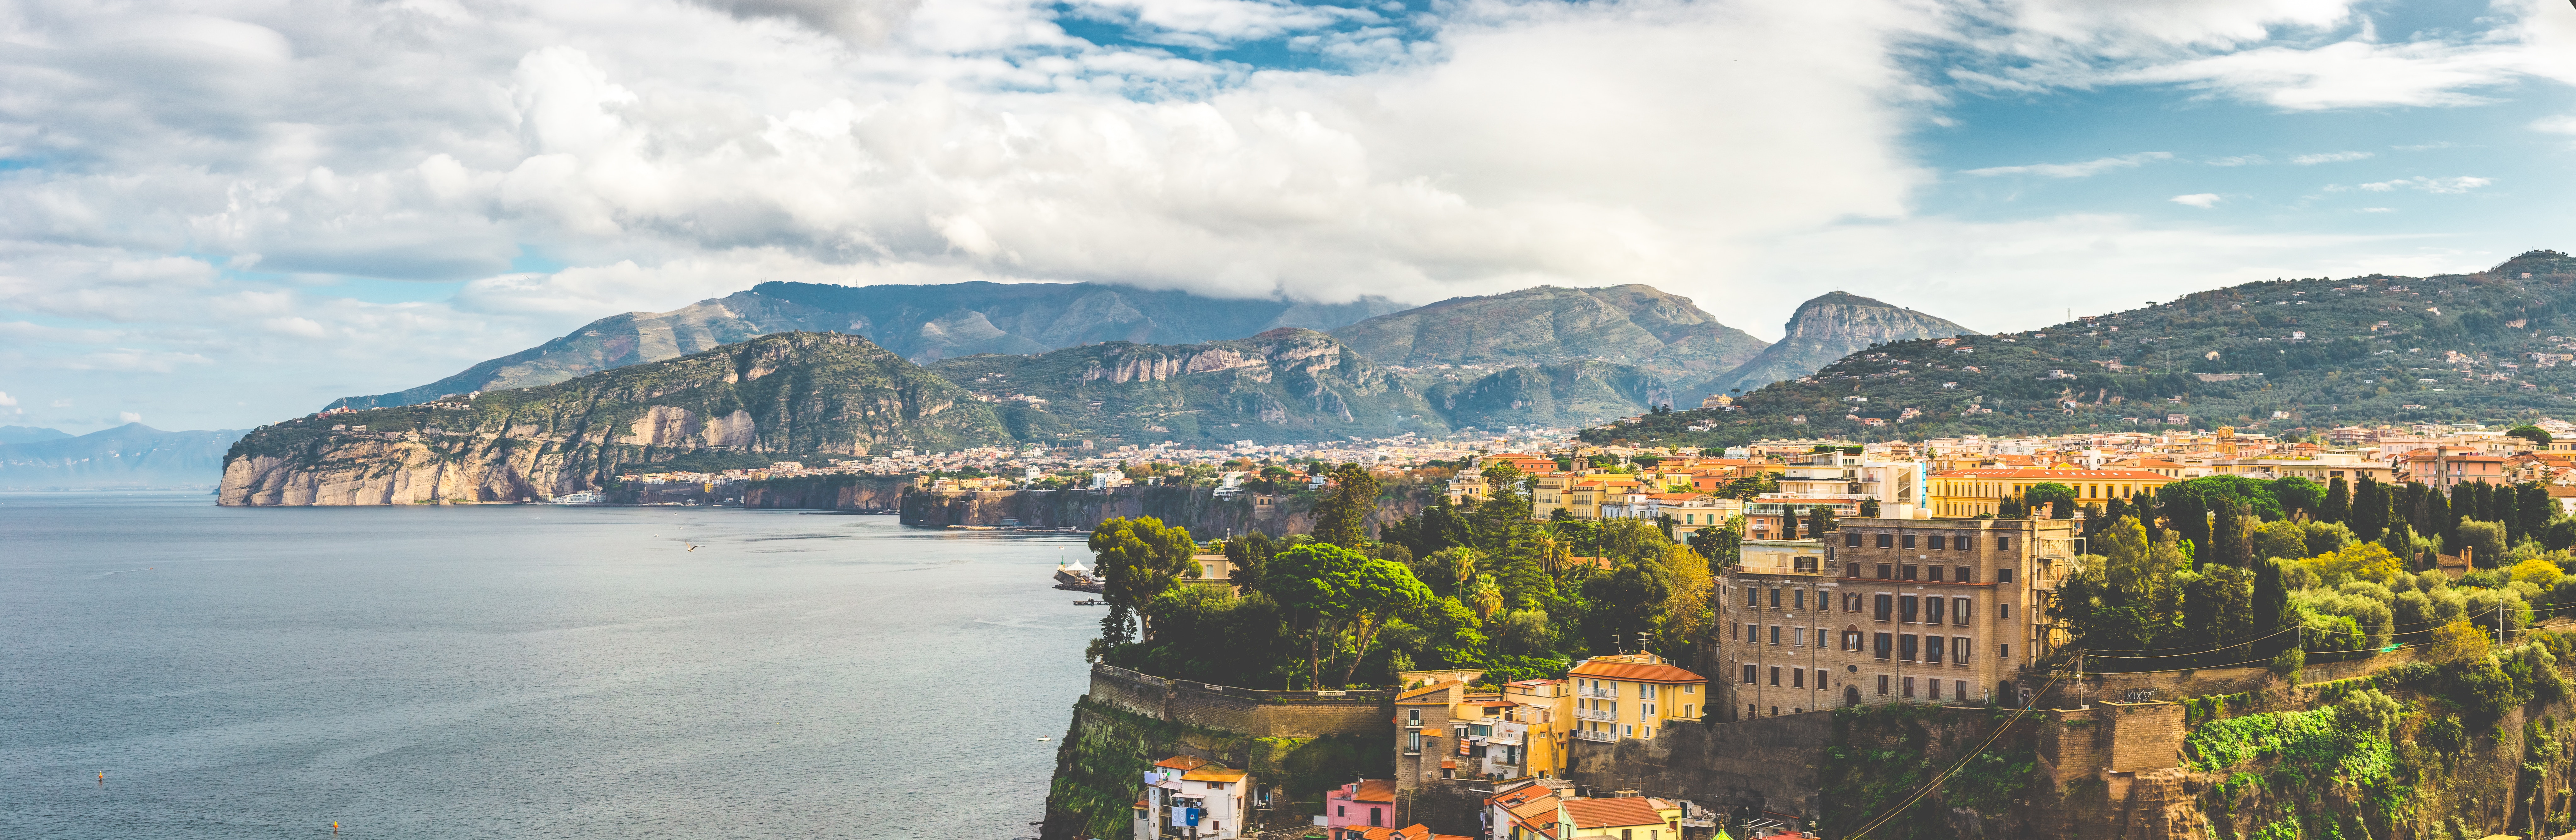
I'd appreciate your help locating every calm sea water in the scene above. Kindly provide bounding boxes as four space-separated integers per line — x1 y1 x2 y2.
1 492 1097 839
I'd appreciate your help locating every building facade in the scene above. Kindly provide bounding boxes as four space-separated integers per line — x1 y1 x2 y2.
1926 466 2176 518
1565 654 1706 744
1136 755 1257 840
1713 517 2078 719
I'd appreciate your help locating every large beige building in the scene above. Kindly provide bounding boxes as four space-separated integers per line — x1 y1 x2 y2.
1712 517 2077 718
1927 466 2175 518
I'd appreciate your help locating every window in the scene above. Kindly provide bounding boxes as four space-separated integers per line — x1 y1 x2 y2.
1873 632 1892 659
1928 535 1946 550
1901 565 1918 581
1903 676 1916 698
1875 533 1893 548
1768 667 1780 686
1874 594 1893 621
1770 588 1781 608
1877 674 1890 695
1996 568 2014 583
1792 668 1804 688
1816 628 1829 647
1996 537 2012 552
1956 680 1969 700
1770 625 1780 645
1742 665 1756 684
1793 589 1806 609
1844 630 1862 651
1924 597 1944 624
1746 587 1760 606
1792 626 1805 647
1957 537 1971 553
2001 604 2013 619
1407 733 1421 752
1684 684 1694 694
1957 566 1974 581
1846 562 1862 578
1927 565 1943 582
1927 679 1941 700
1901 534 1916 549
1817 669 1830 691
1876 564 1892 580
1924 635 1943 664
1339 807 1347 818
2000 643 2011 660
1731 622 1741 641
1684 704 1693 718
1900 595 1918 623
1844 533 1862 547
1407 709 1421 724
1953 637 1972 663
1372 808 1383 827
1900 634 1918 661
1954 598 1972 624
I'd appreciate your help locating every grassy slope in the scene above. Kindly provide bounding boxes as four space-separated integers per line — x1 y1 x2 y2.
1588 250 2576 447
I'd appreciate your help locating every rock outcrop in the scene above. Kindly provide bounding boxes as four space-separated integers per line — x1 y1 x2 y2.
1696 291 1973 396
224 332 1014 505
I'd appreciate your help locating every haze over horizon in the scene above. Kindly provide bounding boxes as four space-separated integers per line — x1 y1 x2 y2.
5 0 2576 433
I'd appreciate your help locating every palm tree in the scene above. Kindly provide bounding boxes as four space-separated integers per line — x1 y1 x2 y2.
1464 574 1505 620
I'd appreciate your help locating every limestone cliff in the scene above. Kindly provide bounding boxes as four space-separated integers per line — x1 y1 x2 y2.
1695 291 1973 397
1330 284 1768 381
223 332 1013 505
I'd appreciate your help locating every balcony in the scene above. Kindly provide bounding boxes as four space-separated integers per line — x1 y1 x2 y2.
1572 728 1618 743
1575 707 1618 722
1580 685 1618 699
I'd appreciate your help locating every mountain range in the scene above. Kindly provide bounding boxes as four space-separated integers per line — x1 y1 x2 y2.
325 282 1407 410
1693 292 1974 397
0 424 248 490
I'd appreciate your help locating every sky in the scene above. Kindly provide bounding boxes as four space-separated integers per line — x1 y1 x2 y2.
4 0 2576 433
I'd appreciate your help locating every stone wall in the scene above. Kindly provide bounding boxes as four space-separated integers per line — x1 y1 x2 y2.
900 486 1425 539
1565 710 1839 819
1087 663 1396 740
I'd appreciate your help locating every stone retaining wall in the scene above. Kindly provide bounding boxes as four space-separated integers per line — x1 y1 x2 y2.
1087 662 1396 740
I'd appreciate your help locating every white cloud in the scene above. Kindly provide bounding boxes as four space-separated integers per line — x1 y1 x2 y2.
118 411 142 424
2393 142 2454 151
2361 207 2395 212
2206 155 2269 166
1963 152 2172 179
0 391 15 407
2290 151 2372 164
2170 193 2222 208
2534 115 2576 135
2355 176 2493 194
51 399 72 408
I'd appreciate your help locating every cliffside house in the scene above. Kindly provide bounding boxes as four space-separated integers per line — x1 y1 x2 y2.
1559 796 1683 840
1566 654 1706 743
1324 779 1397 832
1339 824 1475 840
1135 755 1255 840
1713 516 2077 718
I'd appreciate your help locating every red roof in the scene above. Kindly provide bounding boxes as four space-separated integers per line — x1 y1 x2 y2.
1569 660 1705 684
1396 681 1463 704
1155 755 1212 771
1349 779 1395 803
1561 798 1668 829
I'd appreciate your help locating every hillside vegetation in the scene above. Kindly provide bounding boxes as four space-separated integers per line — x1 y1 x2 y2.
1590 250 2576 447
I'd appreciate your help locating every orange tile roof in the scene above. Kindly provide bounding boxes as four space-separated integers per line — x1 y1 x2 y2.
1568 660 1705 684
1561 798 1668 829
1155 755 1212 771
1396 681 1463 704
1181 767 1248 783
1352 779 1396 803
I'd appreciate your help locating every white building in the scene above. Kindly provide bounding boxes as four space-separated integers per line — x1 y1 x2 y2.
1136 755 1257 840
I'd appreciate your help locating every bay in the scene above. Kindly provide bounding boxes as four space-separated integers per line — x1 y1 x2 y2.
0 492 1096 838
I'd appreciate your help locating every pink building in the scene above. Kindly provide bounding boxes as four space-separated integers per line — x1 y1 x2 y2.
1324 779 1396 832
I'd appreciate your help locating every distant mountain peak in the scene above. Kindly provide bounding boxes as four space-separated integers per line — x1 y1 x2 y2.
1329 283 1767 380
1692 292 1973 397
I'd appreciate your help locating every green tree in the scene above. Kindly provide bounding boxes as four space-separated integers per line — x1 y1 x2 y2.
2323 476 2351 525
1689 524 1742 568
2509 424 2553 447
2497 484 2523 546
1463 573 1505 620
1412 546 1480 598
2183 565 2256 665
2520 484 2551 542
1858 497 1881 517
2208 501 2253 568
1091 516 1198 649
1260 542 1434 688
1583 557 1673 653
1312 463 1381 548
2025 482 2077 519
2352 477 2385 541
2457 519 2507 568
1806 504 1839 537
2274 477 2322 521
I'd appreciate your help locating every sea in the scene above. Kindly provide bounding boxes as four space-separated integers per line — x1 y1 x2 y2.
0 491 1098 839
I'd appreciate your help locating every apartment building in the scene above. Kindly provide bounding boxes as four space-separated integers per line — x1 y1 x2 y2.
2399 448 2508 489
1713 517 2077 718
1565 654 1707 744
2204 451 2396 484
1501 678 1573 778
1926 466 2175 518
1135 755 1257 840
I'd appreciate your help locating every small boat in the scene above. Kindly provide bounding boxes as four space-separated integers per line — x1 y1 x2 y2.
1055 561 1105 593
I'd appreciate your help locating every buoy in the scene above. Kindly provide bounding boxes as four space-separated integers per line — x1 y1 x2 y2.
333 821 340 835
98 772 104 786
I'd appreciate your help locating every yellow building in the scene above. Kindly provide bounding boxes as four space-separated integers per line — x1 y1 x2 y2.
1927 466 2177 518
1502 678 1573 778
1566 654 1706 744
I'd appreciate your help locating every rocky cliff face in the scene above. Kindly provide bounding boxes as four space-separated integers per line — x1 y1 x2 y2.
225 332 1014 505
330 282 1405 410
929 328 1450 444
1331 284 1768 381
1695 291 1972 397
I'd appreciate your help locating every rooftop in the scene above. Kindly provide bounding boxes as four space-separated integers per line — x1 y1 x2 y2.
1154 755 1213 771
1569 660 1705 684
1562 797 1668 829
